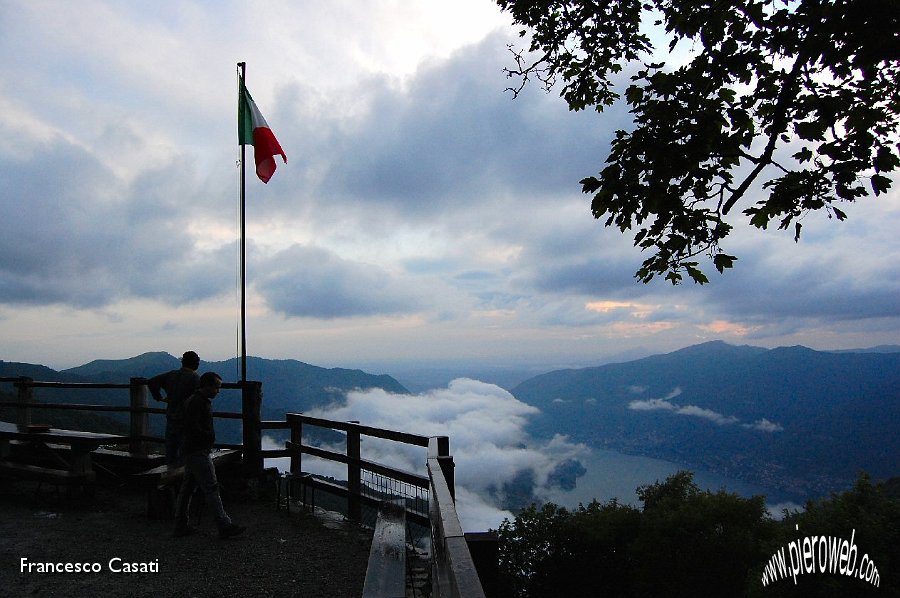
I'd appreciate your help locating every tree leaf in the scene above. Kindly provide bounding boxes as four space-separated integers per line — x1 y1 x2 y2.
871 174 892 195
713 253 737 273
685 264 709 285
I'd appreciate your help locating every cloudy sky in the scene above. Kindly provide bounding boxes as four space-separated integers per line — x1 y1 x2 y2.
2 0 899 373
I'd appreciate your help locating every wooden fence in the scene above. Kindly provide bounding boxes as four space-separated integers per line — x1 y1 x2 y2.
0 376 490 597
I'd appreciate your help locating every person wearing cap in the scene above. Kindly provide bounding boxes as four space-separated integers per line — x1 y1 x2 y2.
173 371 245 539
148 351 200 466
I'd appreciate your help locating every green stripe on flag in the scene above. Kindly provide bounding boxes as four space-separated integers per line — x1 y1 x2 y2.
238 79 254 146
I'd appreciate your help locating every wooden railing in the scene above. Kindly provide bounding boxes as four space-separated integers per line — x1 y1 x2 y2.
0 376 259 462
265 413 430 523
0 376 489 597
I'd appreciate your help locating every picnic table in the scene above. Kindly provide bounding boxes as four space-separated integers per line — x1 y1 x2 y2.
0 421 129 490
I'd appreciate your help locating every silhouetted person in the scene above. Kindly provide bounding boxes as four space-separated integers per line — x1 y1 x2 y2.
173 372 245 539
148 351 200 465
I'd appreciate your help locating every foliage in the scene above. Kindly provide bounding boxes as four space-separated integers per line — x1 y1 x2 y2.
499 499 641 597
750 474 900 597
497 0 900 283
631 472 776 597
498 471 900 597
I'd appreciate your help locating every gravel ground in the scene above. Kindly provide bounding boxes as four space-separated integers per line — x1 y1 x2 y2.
0 479 372 597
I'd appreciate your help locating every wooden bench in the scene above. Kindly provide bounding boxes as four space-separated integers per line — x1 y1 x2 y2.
0 460 96 495
362 499 407 598
9 444 163 484
133 449 242 485
91 448 164 475
132 449 242 519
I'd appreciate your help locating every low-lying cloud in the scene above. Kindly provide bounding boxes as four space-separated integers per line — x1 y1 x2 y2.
743 418 784 433
628 387 783 431
265 378 587 531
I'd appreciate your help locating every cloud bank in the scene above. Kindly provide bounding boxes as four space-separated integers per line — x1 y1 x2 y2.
628 387 783 431
266 378 587 531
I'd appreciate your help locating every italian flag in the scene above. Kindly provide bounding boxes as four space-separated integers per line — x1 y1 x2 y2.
238 79 287 184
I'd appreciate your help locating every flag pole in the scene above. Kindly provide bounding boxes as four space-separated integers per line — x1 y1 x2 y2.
237 61 247 383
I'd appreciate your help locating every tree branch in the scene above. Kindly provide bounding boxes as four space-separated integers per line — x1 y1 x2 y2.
722 45 814 214
503 46 554 98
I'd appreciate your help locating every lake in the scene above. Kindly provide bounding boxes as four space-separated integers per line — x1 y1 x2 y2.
540 447 803 517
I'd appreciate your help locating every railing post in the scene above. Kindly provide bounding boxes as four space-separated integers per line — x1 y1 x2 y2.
440 455 455 502
241 381 263 475
347 421 361 522
14 377 33 427
289 413 303 476
129 377 149 455
429 435 450 459
427 435 487 598
430 435 455 501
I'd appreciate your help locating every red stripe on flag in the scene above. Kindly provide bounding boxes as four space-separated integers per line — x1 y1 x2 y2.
252 126 286 184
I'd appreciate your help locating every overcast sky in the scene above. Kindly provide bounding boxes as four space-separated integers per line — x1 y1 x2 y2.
2 0 899 373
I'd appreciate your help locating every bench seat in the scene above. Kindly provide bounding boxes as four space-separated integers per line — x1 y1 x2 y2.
0 460 96 485
91 448 165 473
132 449 242 519
132 449 242 485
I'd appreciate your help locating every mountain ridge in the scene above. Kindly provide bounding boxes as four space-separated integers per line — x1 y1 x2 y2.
510 341 900 499
4 341 899 499
1 354 409 442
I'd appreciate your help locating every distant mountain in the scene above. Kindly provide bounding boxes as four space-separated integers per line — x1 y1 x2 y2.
0 360 97 407
60 352 407 410
0 361 127 433
511 341 900 500
830 344 900 354
0 360 87 383
2 354 409 443
60 353 408 417
65 352 180 379
392 365 549 393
